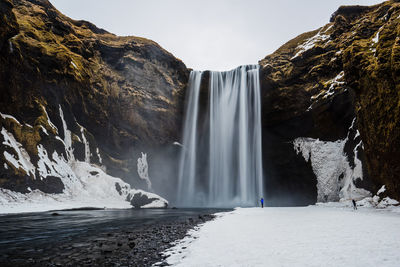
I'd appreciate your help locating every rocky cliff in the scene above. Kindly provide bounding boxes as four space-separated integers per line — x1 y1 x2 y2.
259 0 400 204
0 0 188 209
0 0 399 208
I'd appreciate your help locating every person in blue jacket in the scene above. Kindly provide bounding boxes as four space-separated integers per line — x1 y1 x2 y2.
260 197 264 208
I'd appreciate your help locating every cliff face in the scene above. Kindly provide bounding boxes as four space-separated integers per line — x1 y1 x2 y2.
259 1 400 203
0 0 189 200
1 0 399 207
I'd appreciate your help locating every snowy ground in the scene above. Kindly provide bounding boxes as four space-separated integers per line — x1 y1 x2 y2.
162 205 400 267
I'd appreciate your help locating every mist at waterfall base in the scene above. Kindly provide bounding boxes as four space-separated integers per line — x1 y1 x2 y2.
176 65 263 208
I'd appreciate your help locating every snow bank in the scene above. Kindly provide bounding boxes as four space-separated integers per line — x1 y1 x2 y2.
354 186 400 211
161 207 400 267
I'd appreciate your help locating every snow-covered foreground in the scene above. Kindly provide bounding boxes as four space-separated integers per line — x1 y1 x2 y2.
163 206 400 267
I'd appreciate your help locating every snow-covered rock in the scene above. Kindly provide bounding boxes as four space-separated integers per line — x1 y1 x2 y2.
0 160 168 214
0 108 168 213
377 197 400 209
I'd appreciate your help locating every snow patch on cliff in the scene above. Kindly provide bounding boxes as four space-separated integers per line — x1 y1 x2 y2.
291 28 330 60
311 71 345 101
96 148 102 164
0 112 22 125
1 127 36 179
79 125 91 163
370 26 383 54
59 105 74 162
42 106 58 134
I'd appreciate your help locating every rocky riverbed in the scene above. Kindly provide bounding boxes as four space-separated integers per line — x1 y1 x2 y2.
0 212 215 267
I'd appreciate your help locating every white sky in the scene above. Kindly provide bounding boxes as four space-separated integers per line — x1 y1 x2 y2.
49 0 383 71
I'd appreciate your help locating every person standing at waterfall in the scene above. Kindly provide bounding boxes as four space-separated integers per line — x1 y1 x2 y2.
352 199 357 210
260 198 264 208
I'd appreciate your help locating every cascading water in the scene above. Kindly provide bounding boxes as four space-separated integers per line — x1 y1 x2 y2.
177 65 263 207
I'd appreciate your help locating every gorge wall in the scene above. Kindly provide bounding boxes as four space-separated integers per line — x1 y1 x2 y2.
0 0 188 203
259 0 400 204
0 0 399 207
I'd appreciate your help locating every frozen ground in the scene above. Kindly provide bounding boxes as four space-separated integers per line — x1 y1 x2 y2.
162 205 400 267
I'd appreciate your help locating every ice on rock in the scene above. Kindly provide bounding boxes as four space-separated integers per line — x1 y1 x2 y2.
96 148 102 164
293 119 371 202
377 185 386 195
173 141 183 147
293 138 345 202
80 125 91 163
42 106 58 134
137 152 152 190
39 125 48 135
59 105 74 162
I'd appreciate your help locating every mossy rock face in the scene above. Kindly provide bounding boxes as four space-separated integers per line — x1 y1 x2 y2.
259 0 400 201
1 0 400 202
0 0 189 193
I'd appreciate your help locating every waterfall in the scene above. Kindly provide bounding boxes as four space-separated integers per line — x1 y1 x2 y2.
177 65 263 207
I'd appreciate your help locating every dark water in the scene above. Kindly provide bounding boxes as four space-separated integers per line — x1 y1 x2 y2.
0 208 227 257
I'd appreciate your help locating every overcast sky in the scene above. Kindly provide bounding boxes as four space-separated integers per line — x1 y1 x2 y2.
49 0 383 71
